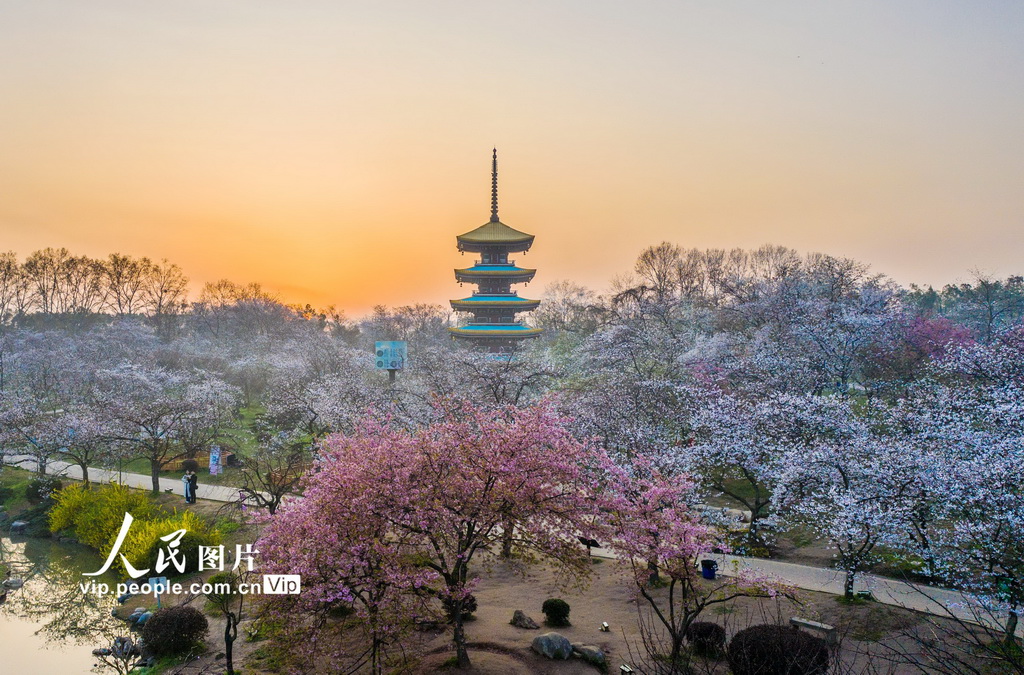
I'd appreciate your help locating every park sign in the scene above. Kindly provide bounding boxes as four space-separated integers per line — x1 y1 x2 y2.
375 341 407 370
210 445 221 476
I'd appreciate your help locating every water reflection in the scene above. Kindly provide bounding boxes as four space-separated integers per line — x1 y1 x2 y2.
1 535 126 674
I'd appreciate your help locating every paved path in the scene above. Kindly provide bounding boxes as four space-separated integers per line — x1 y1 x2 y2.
6 455 1018 636
582 547 1018 636
5 455 242 503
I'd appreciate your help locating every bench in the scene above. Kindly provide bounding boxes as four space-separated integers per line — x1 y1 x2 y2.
789 617 837 644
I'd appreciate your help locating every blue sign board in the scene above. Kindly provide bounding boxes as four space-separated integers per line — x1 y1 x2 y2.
374 341 407 370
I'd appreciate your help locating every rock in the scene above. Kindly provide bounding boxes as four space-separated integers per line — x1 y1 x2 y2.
132 607 147 614
135 611 153 626
116 592 134 604
531 632 573 660
10 520 29 534
572 643 607 669
92 648 112 656
2 578 24 589
510 609 540 629
111 636 136 658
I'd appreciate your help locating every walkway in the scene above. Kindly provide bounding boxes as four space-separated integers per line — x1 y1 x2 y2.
4 455 241 503
5 455 1018 636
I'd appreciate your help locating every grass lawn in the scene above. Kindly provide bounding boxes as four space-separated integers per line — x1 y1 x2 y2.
0 465 34 514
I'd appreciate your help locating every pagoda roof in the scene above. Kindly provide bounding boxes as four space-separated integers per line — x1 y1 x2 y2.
455 265 536 282
457 220 534 247
450 295 540 310
449 325 543 339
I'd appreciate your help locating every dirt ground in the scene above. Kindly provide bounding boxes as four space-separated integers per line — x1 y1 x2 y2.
133 545 957 675
406 557 933 674
117 496 941 674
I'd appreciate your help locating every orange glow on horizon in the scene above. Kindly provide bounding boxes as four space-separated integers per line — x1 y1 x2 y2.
1 2 1022 316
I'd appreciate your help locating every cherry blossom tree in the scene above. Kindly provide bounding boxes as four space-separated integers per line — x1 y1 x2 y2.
601 458 790 672
260 400 600 670
95 365 238 492
930 445 1024 647
888 329 1024 643
236 428 310 514
773 431 918 600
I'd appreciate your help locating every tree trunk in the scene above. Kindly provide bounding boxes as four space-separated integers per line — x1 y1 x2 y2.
648 559 660 586
452 617 471 668
150 458 160 493
80 462 90 486
844 569 855 600
225 623 234 675
669 633 686 673
501 520 514 558
1004 607 1019 649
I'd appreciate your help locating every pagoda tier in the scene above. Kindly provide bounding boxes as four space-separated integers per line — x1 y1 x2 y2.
454 264 536 285
450 293 541 310
456 221 534 253
449 150 542 347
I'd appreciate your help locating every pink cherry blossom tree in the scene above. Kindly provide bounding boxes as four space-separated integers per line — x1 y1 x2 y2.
260 400 600 670
601 458 790 672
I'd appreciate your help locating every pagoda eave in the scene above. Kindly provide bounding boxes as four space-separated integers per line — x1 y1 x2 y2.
454 268 536 284
449 326 544 339
450 298 540 311
457 239 534 254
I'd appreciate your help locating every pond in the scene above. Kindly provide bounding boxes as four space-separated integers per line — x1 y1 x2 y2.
0 534 126 674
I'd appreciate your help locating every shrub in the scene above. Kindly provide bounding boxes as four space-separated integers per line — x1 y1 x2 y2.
140 605 209 657
0 486 14 503
49 483 156 550
542 598 571 627
49 485 218 576
685 621 727 657
728 625 829 675
121 510 222 577
26 476 62 502
442 593 478 622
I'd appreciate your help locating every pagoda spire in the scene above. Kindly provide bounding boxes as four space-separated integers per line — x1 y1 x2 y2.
490 148 499 222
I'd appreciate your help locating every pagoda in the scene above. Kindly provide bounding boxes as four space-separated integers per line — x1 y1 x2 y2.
449 150 542 347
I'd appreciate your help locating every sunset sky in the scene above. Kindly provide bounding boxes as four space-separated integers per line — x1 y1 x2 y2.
1 1 1022 316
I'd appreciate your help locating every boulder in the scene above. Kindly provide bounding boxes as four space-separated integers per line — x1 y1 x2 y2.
532 632 573 660
510 609 540 629
134 611 153 626
111 636 137 658
2 578 24 590
10 520 29 534
572 643 607 669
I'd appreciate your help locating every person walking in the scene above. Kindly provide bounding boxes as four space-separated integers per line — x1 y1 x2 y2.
188 470 199 504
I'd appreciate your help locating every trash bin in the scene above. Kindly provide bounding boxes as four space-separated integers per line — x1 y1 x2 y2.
700 559 718 580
